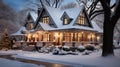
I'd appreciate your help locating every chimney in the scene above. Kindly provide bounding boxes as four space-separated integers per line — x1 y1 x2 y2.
38 8 41 16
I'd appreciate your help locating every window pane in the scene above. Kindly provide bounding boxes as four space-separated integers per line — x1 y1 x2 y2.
77 14 85 25
42 17 49 24
64 18 68 24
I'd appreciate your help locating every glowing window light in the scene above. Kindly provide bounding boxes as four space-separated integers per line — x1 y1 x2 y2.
54 33 60 38
97 36 100 41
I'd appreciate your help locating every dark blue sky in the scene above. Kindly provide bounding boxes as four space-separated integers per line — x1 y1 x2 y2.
3 0 75 12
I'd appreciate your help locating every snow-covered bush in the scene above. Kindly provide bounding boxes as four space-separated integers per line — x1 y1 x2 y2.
85 45 95 51
38 47 49 53
82 50 91 55
62 46 70 51
52 46 69 55
59 50 68 55
70 46 77 52
48 45 55 52
67 51 78 55
77 45 85 52
52 47 60 55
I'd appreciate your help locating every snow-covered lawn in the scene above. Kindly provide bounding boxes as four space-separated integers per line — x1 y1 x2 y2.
0 49 120 67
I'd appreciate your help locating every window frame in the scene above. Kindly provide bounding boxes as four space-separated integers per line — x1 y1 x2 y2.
77 13 85 25
42 16 50 24
63 18 68 25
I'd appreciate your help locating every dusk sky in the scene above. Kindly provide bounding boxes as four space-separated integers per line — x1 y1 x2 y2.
3 0 75 12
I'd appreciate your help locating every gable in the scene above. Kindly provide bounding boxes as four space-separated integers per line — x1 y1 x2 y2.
37 7 57 28
35 23 43 31
29 11 38 22
74 9 93 28
61 12 70 20
60 12 73 25
24 13 35 30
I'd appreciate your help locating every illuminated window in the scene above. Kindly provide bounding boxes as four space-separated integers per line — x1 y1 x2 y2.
77 13 85 25
63 18 68 25
42 17 49 24
28 23 33 30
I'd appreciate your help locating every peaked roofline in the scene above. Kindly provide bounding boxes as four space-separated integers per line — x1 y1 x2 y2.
60 11 70 20
34 5 58 29
72 6 84 25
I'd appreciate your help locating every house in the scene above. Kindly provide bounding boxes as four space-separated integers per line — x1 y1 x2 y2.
11 4 103 46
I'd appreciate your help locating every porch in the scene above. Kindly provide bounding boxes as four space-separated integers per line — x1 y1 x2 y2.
12 30 102 47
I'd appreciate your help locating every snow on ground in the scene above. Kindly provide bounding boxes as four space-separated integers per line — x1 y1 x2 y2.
0 58 44 67
0 49 120 67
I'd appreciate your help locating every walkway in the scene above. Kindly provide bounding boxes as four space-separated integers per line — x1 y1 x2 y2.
0 54 72 67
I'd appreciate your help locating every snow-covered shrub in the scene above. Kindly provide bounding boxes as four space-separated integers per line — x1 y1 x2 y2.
67 51 78 55
52 47 60 55
62 46 70 51
59 50 68 55
48 45 55 52
77 45 85 52
70 46 77 52
85 45 95 51
38 47 49 53
52 46 68 55
82 50 91 55
68 43 77 52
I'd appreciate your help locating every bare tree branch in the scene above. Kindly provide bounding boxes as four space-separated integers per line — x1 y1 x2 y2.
28 0 63 8
90 12 104 20
111 0 120 27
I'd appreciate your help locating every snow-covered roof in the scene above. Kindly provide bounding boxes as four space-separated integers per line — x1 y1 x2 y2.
11 27 27 36
13 4 103 36
29 11 38 22
37 5 103 33
45 5 84 27
91 21 103 33
39 22 97 32
39 23 56 30
44 4 84 27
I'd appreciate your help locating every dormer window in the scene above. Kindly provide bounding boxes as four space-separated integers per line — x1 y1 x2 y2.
42 17 49 24
63 18 68 25
77 13 85 25
61 12 72 25
28 23 33 30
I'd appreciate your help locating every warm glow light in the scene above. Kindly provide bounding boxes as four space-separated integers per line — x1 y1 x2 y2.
82 32 84 34
92 34 95 38
88 33 95 39
37 31 43 34
27 33 31 42
64 18 68 24
97 36 100 40
88 35 91 39
33 34 38 38
54 33 60 38
28 34 31 39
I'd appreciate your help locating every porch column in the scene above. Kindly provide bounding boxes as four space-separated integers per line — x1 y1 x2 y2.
72 32 75 41
41 35 43 41
81 32 84 45
46 33 49 42
63 32 65 41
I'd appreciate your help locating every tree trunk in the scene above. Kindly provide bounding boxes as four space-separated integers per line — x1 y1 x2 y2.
101 1 114 56
102 22 114 56
102 7 114 56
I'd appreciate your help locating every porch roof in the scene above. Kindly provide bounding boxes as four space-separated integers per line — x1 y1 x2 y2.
39 22 97 32
11 26 27 36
